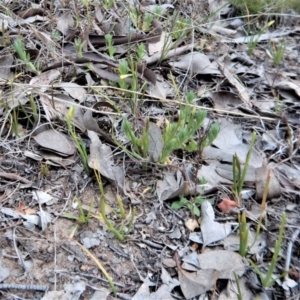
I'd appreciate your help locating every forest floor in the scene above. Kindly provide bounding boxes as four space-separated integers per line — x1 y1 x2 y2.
1 1 300 299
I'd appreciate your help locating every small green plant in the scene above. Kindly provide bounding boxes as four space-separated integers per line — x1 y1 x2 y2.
269 38 286 66
238 210 249 257
74 38 86 58
28 95 38 124
232 131 256 206
247 20 274 55
65 106 90 173
153 6 163 19
38 162 50 178
136 43 146 63
13 38 41 74
122 91 220 163
160 91 219 163
122 118 150 159
93 168 135 242
130 7 141 29
170 11 192 41
142 13 153 32
52 30 61 42
171 177 208 217
230 0 300 15
105 34 116 58
11 107 19 137
63 197 94 238
118 60 129 90
249 212 287 287
103 0 114 9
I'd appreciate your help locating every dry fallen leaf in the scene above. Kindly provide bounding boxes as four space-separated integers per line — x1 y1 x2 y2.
201 201 232 247
175 252 215 299
185 218 199 231
17 201 36 215
198 250 247 279
217 198 240 213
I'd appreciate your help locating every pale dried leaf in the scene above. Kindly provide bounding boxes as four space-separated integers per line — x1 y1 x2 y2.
87 131 124 190
0 54 13 80
198 250 246 279
37 208 52 232
148 31 170 56
216 60 252 108
6 85 31 108
0 13 17 29
225 28 299 43
185 219 199 231
147 75 175 98
148 122 163 162
178 267 215 299
219 277 253 300
132 282 151 300
56 12 74 35
275 80 300 97
58 82 87 102
30 70 61 92
197 160 232 187
24 15 49 23
255 163 281 200
204 119 263 168
33 129 76 156
156 171 185 201
211 91 243 111
171 52 220 75
201 201 232 247
32 191 53 204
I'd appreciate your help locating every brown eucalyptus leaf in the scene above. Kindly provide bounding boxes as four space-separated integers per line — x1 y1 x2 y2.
18 8 44 18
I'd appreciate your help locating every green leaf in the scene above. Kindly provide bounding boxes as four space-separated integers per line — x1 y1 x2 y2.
193 205 200 217
194 196 205 204
171 201 185 210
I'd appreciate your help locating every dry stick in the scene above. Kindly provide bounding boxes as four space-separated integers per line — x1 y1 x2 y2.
12 227 32 280
144 43 195 65
0 220 23 232
0 172 31 184
53 270 125 288
53 224 57 291
0 283 48 292
284 228 300 278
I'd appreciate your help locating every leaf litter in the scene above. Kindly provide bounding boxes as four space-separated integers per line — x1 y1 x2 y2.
0 1 300 299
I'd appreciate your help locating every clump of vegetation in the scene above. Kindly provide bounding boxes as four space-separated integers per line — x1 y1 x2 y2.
122 91 220 163
65 106 90 174
172 177 208 217
13 38 41 74
230 0 300 15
